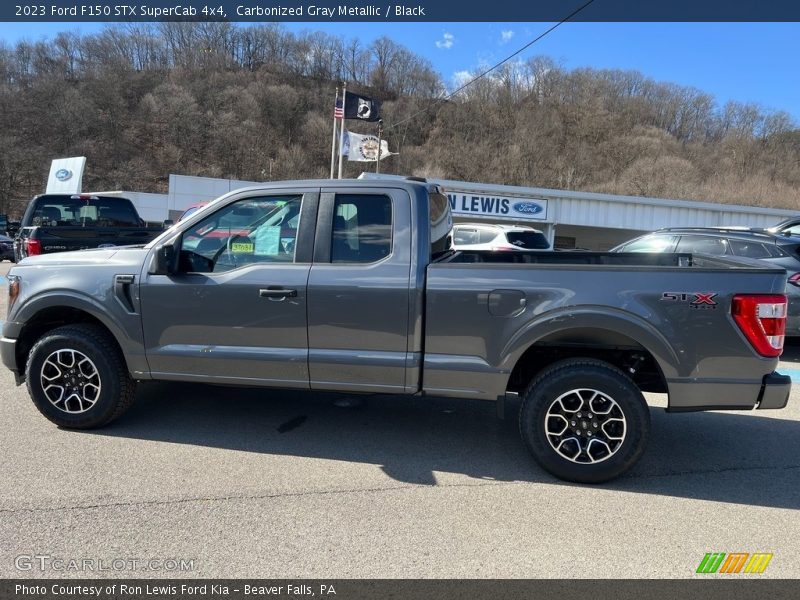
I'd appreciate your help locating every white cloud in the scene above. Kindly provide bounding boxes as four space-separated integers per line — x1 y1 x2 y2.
452 70 473 88
500 30 515 44
435 32 455 50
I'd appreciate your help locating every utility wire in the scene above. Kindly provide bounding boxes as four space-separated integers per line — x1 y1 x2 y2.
389 0 597 130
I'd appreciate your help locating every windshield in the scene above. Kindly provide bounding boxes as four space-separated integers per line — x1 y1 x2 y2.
179 206 205 221
30 195 142 227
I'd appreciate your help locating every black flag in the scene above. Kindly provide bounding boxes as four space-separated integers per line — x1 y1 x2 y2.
343 91 381 122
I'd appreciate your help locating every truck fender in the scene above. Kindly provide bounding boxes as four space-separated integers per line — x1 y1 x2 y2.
498 306 681 380
12 290 149 379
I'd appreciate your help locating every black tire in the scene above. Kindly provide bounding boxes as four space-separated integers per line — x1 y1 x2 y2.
25 324 137 429
519 358 650 483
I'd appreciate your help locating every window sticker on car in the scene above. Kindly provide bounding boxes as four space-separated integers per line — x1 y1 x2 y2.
231 242 254 253
254 226 281 256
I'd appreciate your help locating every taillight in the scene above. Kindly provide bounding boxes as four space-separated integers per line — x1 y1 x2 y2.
789 273 800 287
25 239 41 256
732 294 787 357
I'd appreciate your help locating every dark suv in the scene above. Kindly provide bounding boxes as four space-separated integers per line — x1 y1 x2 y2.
613 227 800 336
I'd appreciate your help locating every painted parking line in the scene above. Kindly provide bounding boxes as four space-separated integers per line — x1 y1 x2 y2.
778 368 800 382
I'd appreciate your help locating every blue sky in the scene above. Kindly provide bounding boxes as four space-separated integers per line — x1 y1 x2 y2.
1 22 798 120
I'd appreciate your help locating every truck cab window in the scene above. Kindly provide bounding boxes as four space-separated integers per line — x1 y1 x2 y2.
331 194 392 263
180 195 302 273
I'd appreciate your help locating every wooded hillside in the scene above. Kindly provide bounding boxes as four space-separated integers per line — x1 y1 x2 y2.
1 22 798 216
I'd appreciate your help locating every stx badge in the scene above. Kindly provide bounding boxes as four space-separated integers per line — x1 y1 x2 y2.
661 292 718 309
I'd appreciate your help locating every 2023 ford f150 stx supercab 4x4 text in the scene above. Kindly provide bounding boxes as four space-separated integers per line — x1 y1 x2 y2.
1 179 792 482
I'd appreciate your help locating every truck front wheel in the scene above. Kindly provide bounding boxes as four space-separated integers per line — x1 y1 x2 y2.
25 324 137 429
519 359 650 483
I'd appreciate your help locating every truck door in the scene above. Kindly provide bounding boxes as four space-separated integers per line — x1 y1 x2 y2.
140 189 318 386
307 187 413 392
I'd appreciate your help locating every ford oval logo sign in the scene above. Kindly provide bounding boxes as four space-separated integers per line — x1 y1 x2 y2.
512 201 543 215
55 168 72 182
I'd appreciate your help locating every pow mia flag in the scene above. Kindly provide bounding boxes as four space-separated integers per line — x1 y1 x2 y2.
343 91 381 121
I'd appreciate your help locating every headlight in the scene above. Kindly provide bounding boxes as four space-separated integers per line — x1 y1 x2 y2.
7 274 20 316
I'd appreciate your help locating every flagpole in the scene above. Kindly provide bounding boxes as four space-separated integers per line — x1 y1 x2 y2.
337 82 347 179
330 86 339 179
375 119 383 174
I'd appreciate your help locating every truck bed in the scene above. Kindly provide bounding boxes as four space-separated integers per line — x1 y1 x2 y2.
424 250 787 409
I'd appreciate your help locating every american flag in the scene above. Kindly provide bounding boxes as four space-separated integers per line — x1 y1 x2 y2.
334 98 344 119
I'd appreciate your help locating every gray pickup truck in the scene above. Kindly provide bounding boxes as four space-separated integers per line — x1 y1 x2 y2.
1 179 792 482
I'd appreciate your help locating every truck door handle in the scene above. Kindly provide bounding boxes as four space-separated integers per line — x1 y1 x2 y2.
259 287 297 299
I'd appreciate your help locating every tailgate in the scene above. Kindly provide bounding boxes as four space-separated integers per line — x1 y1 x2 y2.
33 227 158 251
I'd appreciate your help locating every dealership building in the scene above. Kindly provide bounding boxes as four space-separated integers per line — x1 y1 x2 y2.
360 174 798 249
104 172 797 250
47 156 797 251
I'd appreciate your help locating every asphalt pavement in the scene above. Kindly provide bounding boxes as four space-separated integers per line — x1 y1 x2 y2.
1 260 799 579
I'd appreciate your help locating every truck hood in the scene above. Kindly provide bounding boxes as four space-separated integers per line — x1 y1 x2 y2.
17 246 149 268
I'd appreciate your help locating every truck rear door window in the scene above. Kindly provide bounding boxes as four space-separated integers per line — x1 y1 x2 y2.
331 194 392 263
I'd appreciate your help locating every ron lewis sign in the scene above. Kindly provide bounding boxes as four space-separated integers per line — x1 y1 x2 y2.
447 191 548 222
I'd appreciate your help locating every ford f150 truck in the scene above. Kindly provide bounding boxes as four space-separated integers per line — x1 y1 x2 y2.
14 193 167 261
1 179 792 482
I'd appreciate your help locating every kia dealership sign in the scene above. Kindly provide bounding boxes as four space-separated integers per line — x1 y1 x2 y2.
447 191 548 221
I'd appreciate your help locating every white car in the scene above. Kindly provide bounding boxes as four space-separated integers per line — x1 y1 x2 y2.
452 223 550 252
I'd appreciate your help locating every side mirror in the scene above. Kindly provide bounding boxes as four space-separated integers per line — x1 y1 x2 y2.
148 242 177 275
163 219 174 228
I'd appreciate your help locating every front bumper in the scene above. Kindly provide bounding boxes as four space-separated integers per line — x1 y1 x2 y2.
0 336 20 384
757 372 791 409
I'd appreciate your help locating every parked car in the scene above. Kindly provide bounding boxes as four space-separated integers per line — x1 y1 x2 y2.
5 220 21 238
0 234 14 262
452 223 550 251
613 227 800 335
178 201 211 222
1 180 791 483
767 217 800 236
14 193 169 261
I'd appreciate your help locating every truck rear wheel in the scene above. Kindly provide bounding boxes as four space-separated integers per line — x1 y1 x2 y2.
519 358 650 483
25 324 137 429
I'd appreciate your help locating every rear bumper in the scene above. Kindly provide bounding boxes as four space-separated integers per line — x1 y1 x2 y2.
667 371 790 412
757 372 791 409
